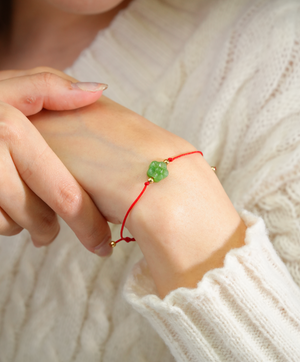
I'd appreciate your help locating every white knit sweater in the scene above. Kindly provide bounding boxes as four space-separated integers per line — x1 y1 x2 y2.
0 0 300 361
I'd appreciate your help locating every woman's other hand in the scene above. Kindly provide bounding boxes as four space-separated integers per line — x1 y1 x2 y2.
0 71 112 253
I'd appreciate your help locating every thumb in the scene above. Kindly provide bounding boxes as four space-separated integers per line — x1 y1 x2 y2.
0 67 77 82
0 72 107 116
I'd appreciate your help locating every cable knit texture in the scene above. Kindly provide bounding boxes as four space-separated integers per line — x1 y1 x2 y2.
0 0 300 361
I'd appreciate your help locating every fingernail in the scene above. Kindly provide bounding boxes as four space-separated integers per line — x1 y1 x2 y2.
94 235 113 257
72 82 108 92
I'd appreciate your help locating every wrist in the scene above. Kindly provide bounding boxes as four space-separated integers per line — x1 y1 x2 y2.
126 155 246 297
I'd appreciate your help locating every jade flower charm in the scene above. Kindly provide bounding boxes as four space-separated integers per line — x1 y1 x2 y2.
147 161 169 182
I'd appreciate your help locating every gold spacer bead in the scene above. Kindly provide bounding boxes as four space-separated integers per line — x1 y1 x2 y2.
147 177 154 183
211 166 217 172
163 159 170 164
110 241 116 248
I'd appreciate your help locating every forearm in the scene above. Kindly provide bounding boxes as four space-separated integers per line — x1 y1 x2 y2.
127 153 246 297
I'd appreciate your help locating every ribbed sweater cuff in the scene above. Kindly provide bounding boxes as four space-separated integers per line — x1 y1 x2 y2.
124 210 300 362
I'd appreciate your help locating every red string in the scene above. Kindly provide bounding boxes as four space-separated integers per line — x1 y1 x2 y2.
115 181 151 244
114 151 203 245
168 150 203 162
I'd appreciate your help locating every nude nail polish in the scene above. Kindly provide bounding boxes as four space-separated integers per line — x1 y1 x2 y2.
72 82 108 92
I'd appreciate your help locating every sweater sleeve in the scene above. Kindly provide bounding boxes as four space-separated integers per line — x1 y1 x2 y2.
124 1 300 361
124 211 300 362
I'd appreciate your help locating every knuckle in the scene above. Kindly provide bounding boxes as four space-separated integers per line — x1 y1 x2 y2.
24 96 37 105
30 67 70 81
34 72 57 90
55 184 83 218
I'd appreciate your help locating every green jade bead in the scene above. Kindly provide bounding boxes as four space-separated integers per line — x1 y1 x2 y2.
147 161 169 182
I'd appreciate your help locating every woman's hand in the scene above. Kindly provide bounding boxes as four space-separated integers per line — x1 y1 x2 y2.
29 96 195 222
0 71 112 251
30 96 246 296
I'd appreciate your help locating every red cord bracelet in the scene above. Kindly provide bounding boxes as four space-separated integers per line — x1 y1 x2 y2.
110 150 216 248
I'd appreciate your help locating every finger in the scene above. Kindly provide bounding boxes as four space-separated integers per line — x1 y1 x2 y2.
1 102 111 253
0 72 107 116
0 145 60 245
0 207 23 236
0 67 77 82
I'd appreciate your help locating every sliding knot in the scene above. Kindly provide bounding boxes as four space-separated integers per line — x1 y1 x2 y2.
124 237 135 243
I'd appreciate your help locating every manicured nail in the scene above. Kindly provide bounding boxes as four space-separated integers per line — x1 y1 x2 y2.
72 82 108 92
94 235 113 257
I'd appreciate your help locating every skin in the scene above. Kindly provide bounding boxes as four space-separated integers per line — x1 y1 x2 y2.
0 0 246 297
0 0 132 70
29 92 246 297
0 71 112 249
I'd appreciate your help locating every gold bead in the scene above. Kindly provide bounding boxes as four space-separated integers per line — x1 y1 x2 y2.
147 177 154 183
211 166 217 172
110 241 116 248
163 159 170 164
